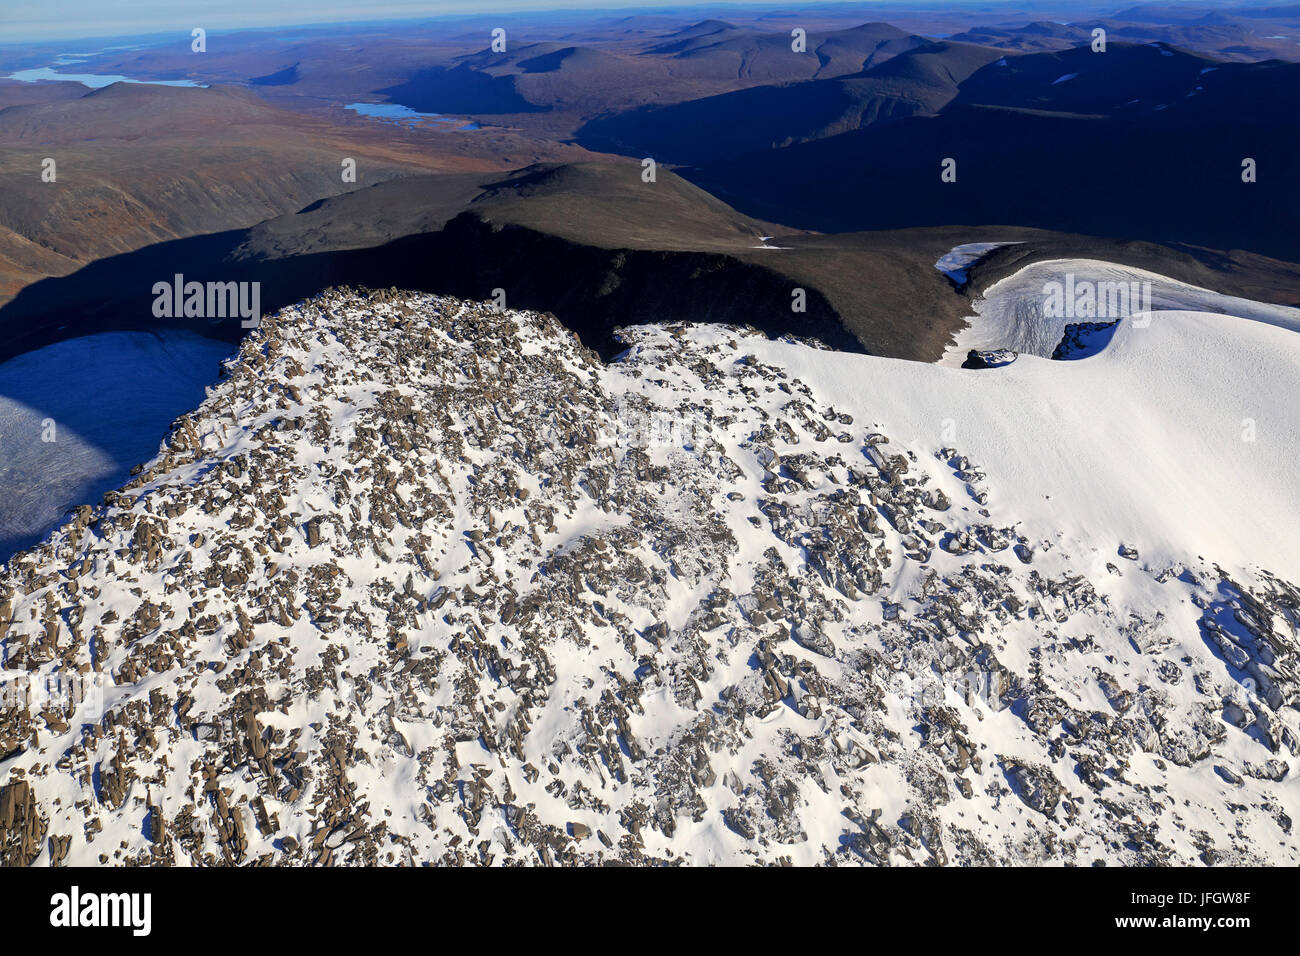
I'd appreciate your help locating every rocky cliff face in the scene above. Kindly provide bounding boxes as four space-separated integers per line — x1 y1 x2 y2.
0 288 1296 866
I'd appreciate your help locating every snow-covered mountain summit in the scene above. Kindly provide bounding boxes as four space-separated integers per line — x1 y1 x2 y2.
1 286 1296 866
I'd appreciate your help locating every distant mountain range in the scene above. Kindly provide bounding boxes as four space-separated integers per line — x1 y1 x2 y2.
680 43 1300 261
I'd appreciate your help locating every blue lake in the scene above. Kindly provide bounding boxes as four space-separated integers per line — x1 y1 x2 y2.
345 102 479 130
4 67 206 88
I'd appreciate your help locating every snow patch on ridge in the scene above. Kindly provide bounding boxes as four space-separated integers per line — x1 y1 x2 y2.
933 242 1016 284
944 258 1300 363
0 289 1296 868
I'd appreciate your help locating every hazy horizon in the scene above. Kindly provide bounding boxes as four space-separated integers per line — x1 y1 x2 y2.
0 0 1233 43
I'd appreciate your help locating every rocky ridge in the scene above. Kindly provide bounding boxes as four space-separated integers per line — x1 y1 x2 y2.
0 288 1297 866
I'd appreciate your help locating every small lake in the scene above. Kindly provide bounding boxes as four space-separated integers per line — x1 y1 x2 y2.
4 67 206 88
345 102 479 130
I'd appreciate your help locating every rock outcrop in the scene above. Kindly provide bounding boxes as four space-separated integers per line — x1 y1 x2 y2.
0 288 1296 866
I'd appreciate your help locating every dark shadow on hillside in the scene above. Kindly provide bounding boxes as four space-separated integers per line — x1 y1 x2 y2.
0 214 861 366
250 63 300 86
0 329 231 562
377 64 549 114
685 104 1300 263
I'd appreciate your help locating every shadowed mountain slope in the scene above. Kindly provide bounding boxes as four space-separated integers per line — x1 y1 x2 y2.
685 46 1300 261
4 161 1298 368
372 22 928 139
576 40 1004 165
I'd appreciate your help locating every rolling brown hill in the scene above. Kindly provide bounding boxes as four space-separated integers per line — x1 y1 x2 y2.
7 158 1299 367
0 81 549 309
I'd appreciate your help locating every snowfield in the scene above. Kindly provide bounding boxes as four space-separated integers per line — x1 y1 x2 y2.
0 332 233 562
770 303 1300 576
943 257 1300 361
0 278 1296 867
933 242 1015 284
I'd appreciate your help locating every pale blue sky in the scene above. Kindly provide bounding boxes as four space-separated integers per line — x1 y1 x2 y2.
3 0 827 42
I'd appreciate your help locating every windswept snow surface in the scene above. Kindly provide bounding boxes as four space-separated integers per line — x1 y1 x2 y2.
1 287 1297 867
943 258 1300 362
0 332 232 561
760 307 1300 578
934 242 1018 284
